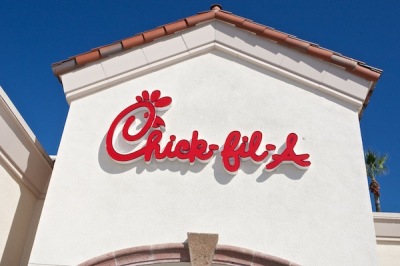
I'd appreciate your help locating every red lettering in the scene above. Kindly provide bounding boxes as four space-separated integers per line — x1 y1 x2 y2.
221 131 269 174
187 131 218 164
144 130 163 162
221 131 242 174
173 139 191 161
157 135 176 160
106 90 311 174
245 131 269 162
265 133 311 171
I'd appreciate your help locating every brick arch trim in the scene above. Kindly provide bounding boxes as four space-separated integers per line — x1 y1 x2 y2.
79 243 300 266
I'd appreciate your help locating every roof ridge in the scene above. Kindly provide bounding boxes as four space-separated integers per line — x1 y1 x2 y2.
52 5 382 84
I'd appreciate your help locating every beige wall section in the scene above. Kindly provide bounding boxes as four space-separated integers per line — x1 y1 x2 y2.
0 163 42 265
374 213 400 266
0 162 23 262
377 244 400 266
0 86 53 265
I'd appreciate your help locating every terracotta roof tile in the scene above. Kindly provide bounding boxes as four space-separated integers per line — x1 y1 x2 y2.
306 45 333 61
52 4 382 117
188 11 216 26
121 34 145 49
75 50 101 66
52 59 76 76
142 27 166 42
285 37 310 52
99 42 123 58
215 11 246 26
164 20 188 34
53 5 381 80
261 28 288 43
331 54 357 70
354 64 381 81
239 20 267 34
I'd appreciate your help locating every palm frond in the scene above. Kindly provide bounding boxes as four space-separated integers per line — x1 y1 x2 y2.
365 150 388 180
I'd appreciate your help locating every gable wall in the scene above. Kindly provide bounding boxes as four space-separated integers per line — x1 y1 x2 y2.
29 50 377 265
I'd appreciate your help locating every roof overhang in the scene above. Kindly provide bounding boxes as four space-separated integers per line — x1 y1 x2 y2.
0 86 53 198
52 6 382 117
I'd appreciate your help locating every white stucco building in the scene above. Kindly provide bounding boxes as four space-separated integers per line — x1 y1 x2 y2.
1 5 399 266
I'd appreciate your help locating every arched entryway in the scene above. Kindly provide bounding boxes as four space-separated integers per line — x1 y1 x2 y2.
79 243 299 266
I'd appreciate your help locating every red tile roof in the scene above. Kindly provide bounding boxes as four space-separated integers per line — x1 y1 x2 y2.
52 5 381 80
52 4 381 116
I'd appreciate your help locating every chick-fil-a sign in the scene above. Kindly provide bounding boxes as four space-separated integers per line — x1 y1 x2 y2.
106 90 311 174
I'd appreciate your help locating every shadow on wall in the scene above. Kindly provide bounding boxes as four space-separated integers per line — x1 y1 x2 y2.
211 143 307 185
98 135 307 185
98 135 208 175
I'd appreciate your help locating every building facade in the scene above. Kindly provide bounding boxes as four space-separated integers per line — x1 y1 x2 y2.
1 5 399 266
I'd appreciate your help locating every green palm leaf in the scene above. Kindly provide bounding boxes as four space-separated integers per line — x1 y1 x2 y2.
365 150 388 212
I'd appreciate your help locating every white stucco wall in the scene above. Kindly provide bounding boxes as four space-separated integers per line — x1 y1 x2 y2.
30 50 376 265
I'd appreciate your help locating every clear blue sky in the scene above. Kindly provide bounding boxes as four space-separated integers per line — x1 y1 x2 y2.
1 1 398 212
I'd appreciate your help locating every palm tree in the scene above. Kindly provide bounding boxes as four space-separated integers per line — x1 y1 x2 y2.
365 150 388 212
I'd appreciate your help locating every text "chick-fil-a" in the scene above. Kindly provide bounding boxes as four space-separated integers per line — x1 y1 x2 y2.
106 90 311 175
